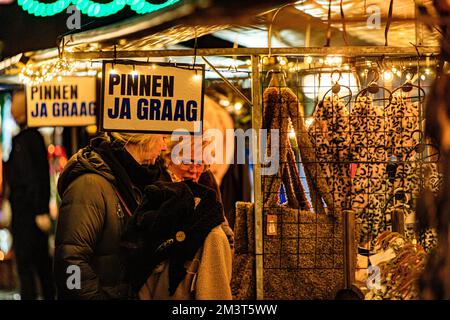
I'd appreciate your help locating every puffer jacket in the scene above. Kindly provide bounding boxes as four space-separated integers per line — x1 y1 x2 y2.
54 145 133 300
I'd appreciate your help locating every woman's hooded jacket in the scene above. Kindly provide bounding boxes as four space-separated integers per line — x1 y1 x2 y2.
54 135 159 299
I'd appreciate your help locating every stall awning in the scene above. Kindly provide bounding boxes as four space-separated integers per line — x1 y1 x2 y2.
0 0 442 79
61 0 291 53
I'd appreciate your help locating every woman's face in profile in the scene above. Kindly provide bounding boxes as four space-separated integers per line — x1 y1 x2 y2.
140 135 167 165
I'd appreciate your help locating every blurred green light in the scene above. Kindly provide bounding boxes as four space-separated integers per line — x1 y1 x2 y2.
18 0 180 17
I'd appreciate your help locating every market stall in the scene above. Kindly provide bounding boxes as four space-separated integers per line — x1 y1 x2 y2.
1 0 448 300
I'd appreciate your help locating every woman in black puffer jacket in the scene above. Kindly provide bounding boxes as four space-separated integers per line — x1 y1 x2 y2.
54 132 166 300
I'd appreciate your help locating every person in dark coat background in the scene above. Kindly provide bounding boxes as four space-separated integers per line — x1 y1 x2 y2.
5 90 55 300
54 132 166 299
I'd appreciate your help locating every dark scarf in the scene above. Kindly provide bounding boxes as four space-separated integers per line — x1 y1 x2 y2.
121 179 224 295
88 135 161 213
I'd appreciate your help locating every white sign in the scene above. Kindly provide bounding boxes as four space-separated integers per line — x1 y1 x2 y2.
26 76 96 127
101 61 204 134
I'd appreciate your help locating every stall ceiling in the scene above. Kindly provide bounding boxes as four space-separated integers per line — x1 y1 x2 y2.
210 0 440 51
290 0 439 47
0 0 442 73
61 0 439 55
63 0 291 53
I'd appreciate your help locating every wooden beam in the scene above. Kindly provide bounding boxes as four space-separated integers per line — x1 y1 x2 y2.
64 46 441 60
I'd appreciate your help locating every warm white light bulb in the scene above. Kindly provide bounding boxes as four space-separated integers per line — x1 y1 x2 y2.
220 99 230 107
234 102 243 111
193 73 201 81
305 117 314 128
110 68 117 75
305 56 313 64
333 56 343 65
383 70 393 81
289 128 296 139
131 70 139 76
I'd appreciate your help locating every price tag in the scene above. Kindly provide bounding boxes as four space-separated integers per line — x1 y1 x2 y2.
267 215 278 236
349 163 357 178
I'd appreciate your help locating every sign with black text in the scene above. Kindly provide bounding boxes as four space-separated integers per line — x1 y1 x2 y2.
26 76 97 127
101 60 204 134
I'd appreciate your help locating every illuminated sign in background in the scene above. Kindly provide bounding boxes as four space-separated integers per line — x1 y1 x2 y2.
26 76 97 127
18 0 180 17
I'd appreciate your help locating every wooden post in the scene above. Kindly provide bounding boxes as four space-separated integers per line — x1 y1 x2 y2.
392 209 405 236
251 55 264 300
343 210 356 289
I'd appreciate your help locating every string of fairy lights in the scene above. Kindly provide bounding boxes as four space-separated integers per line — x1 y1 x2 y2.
18 58 90 84
17 0 180 17
18 54 434 90
18 57 203 84
262 55 435 82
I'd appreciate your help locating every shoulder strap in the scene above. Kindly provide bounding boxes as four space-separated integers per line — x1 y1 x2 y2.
113 186 133 217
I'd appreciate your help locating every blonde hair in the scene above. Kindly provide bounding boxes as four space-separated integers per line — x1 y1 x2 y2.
110 132 162 146
110 132 164 162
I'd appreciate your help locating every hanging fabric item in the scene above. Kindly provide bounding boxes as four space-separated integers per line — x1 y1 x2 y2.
284 88 338 216
385 93 441 251
386 94 421 158
386 94 418 210
308 95 352 212
262 71 311 211
349 95 389 244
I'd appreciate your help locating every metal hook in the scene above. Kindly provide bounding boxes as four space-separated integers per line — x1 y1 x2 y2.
390 80 426 103
331 70 342 83
410 42 422 58
265 68 286 80
111 44 117 71
367 68 379 83
411 129 425 143
57 37 66 60
331 70 342 93
113 44 117 66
